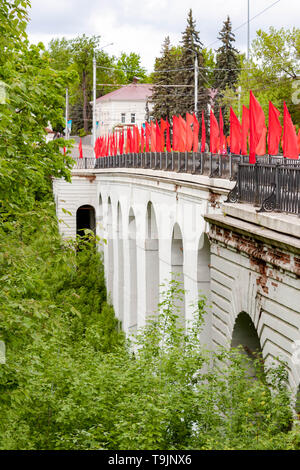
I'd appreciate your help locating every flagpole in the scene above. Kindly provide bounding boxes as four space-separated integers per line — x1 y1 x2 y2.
247 0 250 61
65 87 69 140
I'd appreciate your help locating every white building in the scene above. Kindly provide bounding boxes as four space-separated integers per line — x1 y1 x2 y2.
94 79 153 137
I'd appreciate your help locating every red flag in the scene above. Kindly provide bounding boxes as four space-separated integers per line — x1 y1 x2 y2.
141 126 145 152
160 118 168 150
249 91 266 164
256 128 267 155
186 113 194 152
178 115 187 152
230 107 242 155
210 110 219 154
79 138 83 159
241 106 249 155
283 102 298 159
268 102 282 156
63 146 66 155
155 120 162 152
166 119 171 152
193 113 199 152
126 128 132 154
119 131 124 154
201 111 206 152
145 122 151 152
134 125 140 153
150 121 157 152
298 129 300 155
172 116 179 151
219 109 226 154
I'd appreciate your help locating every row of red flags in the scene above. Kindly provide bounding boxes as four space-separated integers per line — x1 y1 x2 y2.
78 91 300 162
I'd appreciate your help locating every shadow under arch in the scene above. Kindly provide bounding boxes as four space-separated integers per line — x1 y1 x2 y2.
231 311 263 377
145 201 159 318
197 232 211 302
171 222 185 324
106 197 114 302
76 205 96 236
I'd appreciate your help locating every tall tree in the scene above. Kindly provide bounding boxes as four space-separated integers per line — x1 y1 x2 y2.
214 16 240 132
151 37 179 122
175 9 209 118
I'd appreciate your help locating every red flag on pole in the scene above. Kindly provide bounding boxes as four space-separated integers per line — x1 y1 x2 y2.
268 102 282 156
166 119 171 152
160 118 167 150
283 102 298 159
155 120 162 152
178 115 187 152
193 113 199 152
172 116 179 151
219 108 226 154
230 107 242 154
241 106 250 155
141 126 145 152
249 91 266 164
201 111 206 153
210 110 220 154
186 113 194 152
145 122 151 152
150 121 157 152
79 138 83 159
298 129 300 155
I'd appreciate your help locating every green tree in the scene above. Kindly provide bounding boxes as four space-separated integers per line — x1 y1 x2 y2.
223 27 300 127
151 36 179 121
115 52 148 83
176 9 209 118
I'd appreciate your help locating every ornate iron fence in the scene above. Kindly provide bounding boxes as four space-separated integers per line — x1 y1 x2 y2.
226 162 300 215
72 152 298 180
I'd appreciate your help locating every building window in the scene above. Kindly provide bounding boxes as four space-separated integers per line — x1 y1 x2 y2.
131 113 136 124
121 113 125 123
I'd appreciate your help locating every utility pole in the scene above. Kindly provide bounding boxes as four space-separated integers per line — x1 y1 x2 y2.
65 87 69 140
93 52 97 154
247 0 250 61
194 54 198 116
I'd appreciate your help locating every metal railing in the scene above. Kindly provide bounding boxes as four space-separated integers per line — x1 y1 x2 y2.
72 152 299 181
226 161 300 215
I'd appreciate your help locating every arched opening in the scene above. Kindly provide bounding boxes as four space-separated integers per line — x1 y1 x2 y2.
231 312 263 377
107 198 114 302
76 205 95 236
128 208 137 332
99 194 103 224
145 202 160 318
171 223 185 325
117 202 124 324
197 233 211 303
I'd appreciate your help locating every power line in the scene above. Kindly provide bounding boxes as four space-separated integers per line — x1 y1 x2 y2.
208 0 281 49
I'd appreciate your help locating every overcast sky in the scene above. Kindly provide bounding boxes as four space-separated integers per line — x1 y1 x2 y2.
27 0 299 72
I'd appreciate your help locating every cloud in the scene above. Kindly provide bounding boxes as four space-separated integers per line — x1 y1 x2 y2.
27 0 300 72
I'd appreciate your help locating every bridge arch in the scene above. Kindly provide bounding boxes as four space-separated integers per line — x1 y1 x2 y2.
106 197 114 302
128 207 138 332
197 233 211 301
117 202 124 324
145 202 160 319
171 222 185 323
231 311 263 377
76 205 96 236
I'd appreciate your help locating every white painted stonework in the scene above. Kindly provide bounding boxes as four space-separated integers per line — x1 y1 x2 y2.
52 168 300 395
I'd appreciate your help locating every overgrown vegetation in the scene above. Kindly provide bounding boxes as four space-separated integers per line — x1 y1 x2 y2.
1 1 300 451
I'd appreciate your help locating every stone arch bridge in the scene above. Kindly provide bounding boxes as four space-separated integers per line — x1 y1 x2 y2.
53 162 300 394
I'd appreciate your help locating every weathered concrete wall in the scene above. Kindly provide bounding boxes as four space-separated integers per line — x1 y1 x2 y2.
205 204 300 392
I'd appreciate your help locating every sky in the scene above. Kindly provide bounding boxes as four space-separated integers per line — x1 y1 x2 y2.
27 0 299 72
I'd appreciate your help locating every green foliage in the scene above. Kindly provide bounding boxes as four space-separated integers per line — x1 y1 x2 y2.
222 27 300 126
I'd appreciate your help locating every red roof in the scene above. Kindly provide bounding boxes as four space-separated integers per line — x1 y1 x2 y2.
96 84 153 103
